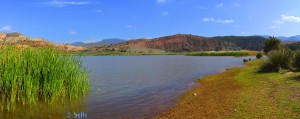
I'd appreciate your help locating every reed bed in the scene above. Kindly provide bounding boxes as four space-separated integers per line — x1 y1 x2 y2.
186 51 251 57
0 45 89 111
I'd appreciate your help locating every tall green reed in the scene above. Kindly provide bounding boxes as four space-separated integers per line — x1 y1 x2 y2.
0 45 89 111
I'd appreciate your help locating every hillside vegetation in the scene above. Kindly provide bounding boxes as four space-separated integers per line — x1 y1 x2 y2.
213 36 266 51
1 33 271 55
92 34 241 53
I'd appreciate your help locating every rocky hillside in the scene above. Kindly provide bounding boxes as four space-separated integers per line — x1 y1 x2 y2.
94 34 240 52
0 32 86 52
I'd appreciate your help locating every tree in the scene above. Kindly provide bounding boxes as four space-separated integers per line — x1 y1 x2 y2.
256 52 263 59
263 36 281 54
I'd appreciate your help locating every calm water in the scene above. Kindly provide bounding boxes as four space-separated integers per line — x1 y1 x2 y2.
82 55 254 119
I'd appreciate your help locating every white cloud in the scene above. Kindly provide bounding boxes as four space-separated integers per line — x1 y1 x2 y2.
96 9 102 13
270 15 300 30
269 25 280 29
202 18 211 22
45 0 90 7
233 3 240 7
69 31 77 35
202 17 234 24
197 6 208 10
281 15 300 23
216 19 234 24
273 20 284 25
126 25 137 29
0 25 13 31
156 0 168 4
216 3 223 8
241 31 248 34
273 15 300 25
160 11 169 16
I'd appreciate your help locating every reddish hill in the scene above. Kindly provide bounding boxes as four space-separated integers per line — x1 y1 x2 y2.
102 34 240 52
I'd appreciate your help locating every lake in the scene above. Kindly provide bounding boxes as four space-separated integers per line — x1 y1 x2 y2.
82 55 254 118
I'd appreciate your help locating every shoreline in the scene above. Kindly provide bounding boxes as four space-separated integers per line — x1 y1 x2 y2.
156 62 247 118
156 60 300 118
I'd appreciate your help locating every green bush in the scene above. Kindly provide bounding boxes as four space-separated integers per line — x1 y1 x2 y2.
256 52 263 59
293 51 300 69
259 47 293 72
263 36 281 54
6 32 23 37
0 45 90 111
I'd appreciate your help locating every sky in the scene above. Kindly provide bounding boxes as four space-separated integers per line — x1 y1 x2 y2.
0 0 300 43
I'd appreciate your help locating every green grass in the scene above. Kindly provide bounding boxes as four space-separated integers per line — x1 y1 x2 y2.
186 51 252 57
158 59 300 118
233 60 300 118
0 45 90 111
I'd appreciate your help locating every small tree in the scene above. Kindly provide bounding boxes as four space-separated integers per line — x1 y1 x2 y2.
263 36 281 54
6 32 23 37
256 52 263 59
260 47 293 72
293 51 300 69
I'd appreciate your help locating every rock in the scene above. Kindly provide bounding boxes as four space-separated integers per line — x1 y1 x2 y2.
193 93 197 96
285 72 295 75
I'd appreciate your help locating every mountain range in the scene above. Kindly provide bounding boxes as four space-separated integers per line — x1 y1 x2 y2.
3 32 300 53
260 35 300 41
71 38 126 48
277 35 300 41
74 35 300 49
90 34 268 53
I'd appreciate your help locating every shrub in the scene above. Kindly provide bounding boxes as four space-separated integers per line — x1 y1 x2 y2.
263 36 281 54
256 52 263 59
0 45 90 111
293 51 300 69
259 47 293 72
6 32 23 37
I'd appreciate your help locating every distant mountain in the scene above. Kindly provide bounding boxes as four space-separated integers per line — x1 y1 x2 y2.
277 35 300 41
71 42 85 46
212 36 267 51
260 35 270 39
100 38 126 44
286 35 300 41
71 38 126 47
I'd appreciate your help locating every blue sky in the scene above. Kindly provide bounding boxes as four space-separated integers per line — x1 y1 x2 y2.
0 0 300 43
